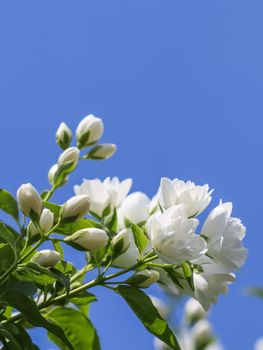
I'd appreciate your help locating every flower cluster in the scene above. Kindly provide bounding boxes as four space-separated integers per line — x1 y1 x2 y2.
74 174 247 310
0 114 247 350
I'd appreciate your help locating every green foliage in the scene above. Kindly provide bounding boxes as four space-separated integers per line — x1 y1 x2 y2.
56 218 100 236
115 285 181 350
71 291 97 315
0 290 74 350
0 244 16 276
47 307 101 350
0 117 209 350
0 189 19 221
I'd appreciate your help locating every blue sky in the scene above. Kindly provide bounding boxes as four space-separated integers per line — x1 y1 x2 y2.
0 1 263 349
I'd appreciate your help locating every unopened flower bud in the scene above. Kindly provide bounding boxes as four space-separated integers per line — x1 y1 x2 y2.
56 122 72 150
58 146 80 168
48 164 58 185
61 195 91 221
30 208 54 237
192 320 214 348
48 164 68 187
76 114 104 149
85 144 117 160
112 229 130 256
185 298 206 325
17 183 42 219
255 338 263 350
33 249 60 267
126 270 160 288
64 228 108 251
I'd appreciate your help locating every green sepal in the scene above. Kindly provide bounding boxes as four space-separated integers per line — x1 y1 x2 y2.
182 261 195 292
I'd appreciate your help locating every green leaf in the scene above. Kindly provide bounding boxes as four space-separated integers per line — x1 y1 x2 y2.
0 326 23 350
14 265 56 289
15 325 40 350
0 244 16 275
47 307 101 350
0 290 74 350
115 285 180 350
0 189 19 221
8 279 38 297
52 240 65 260
56 218 100 236
50 267 70 299
0 222 17 258
131 224 149 255
0 223 15 247
25 263 70 293
71 291 97 315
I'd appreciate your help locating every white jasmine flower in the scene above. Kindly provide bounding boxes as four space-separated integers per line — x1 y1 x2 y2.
148 204 207 265
118 192 150 229
158 177 212 217
202 201 247 270
74 177 132 218
179 256 236 311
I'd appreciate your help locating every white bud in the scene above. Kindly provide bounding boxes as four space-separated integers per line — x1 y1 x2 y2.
17 183 42 218
30 208 54 237
48 164 58 185
192 320 213 343
58 147 80 169
255 338 263 350
56 122 72 150
48 163 68 186
185 298 206 325
112 228 130 255
76 114 104 148
64 228 108 251
33 249 60 267
86 144 116 160
127 270 160 288
61 195 91 221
